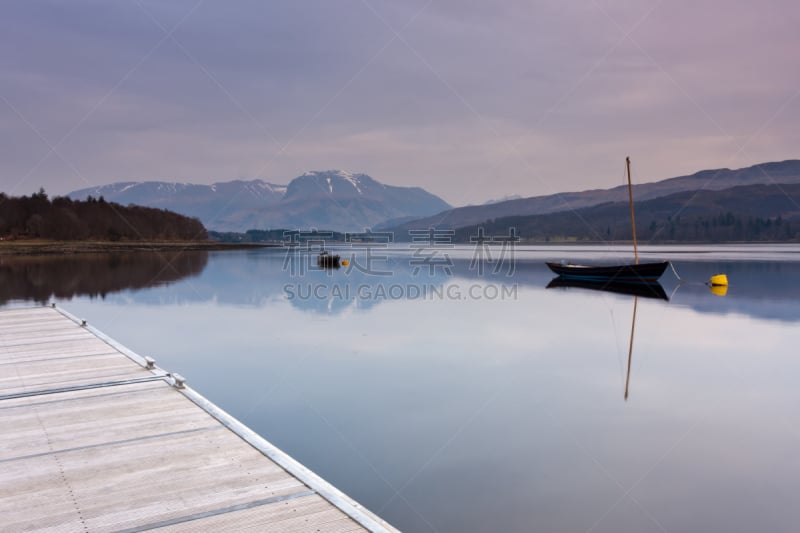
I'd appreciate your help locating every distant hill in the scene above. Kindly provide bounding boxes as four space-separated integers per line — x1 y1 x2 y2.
69 170 450 232
483 194 522 205
449 183 800 243
69 179 286 230
393 160 800 232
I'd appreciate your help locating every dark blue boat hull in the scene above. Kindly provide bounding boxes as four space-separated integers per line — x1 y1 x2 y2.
546 261 669 283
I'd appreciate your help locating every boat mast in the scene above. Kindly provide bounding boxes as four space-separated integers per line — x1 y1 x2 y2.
626 156 639 265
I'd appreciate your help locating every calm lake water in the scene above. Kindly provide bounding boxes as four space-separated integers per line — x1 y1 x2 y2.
3 245 800 532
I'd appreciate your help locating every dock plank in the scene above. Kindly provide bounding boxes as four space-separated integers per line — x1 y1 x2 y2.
0 384 210 460
0 307 396 533
0 343 120 364
152 495 365 532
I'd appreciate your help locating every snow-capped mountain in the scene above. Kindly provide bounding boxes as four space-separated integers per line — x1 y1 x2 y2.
69 179 286 230
283 170 384 200
68 171 450 232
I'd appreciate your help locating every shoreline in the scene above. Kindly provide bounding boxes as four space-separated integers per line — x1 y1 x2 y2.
0 240 279 255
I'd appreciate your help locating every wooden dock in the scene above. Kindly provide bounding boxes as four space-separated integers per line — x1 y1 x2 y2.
0 306 397 532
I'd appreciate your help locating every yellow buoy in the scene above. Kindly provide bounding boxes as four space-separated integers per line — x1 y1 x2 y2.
710 274 728 286
341 259 349 267
709 284 728 297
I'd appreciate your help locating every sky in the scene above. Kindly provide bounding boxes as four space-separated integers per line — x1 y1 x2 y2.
1 0 798 206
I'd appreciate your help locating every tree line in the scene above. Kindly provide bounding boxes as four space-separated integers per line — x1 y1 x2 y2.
639 213 796 242
0 189 207 241
453 211 798 243
209 229 348 243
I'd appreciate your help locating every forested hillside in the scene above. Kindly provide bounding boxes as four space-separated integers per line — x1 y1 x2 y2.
0 189 207 241
451 183 800 243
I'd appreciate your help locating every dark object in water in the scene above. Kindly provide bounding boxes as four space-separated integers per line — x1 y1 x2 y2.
544 157 670 284
546 277 669 300
317 251 341 268
545 261 669 283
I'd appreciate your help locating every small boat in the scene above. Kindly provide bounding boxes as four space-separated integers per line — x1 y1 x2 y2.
547 157 669 283
545 261 669 283
317 251 341 268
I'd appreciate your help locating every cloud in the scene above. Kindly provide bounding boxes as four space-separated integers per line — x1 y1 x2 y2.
0 0 797 203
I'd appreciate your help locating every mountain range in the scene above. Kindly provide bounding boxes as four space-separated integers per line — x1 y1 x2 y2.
69 170 451 232
68 160 800 238
388 159 800 233
450 182 800 243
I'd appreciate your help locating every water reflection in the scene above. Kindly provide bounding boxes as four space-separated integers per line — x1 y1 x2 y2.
546 278 669 300
654 261 800 322
0 251 208 305
625 296 639 401
3 248 800 324
4 246 800 532
0 249 800 322
543 279 650 400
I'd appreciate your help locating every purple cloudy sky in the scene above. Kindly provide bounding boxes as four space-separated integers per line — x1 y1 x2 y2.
1 0 798 205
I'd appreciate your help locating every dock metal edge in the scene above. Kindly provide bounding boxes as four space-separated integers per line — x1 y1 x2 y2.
44 303 399 533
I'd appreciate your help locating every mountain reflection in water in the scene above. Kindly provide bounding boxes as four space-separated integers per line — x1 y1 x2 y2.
0 251 208 304
4 246 800 533
3 248 800 324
